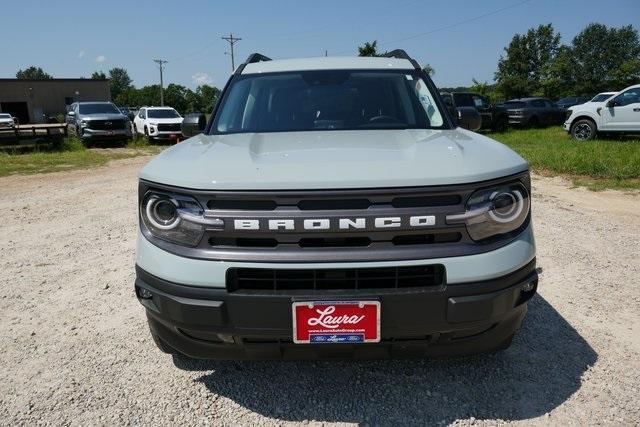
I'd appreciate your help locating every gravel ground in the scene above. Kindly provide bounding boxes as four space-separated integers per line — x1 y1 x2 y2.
0 156 638 426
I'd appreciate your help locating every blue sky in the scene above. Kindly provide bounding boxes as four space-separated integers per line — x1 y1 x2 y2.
1 0 638 89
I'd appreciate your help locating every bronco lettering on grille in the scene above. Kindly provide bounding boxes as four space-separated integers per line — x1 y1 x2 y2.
233 215 435 231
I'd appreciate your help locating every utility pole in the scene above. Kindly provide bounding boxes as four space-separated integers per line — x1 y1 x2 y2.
221 33 241 72
153 59 168 106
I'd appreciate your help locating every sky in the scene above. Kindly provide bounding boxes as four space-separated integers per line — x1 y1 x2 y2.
1 0 638 90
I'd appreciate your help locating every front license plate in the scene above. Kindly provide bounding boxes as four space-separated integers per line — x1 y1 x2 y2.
292 301 380 344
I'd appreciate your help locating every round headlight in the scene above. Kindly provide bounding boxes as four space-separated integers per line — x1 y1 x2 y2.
446 180 530 242
488 190 524 223
145 196 179 230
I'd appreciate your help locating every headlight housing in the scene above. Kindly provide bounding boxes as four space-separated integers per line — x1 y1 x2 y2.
80 120 89 127
140 192 205 246
447 180 530 242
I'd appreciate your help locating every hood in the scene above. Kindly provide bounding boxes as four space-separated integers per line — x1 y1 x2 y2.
81 113 127 121
139 129 528 190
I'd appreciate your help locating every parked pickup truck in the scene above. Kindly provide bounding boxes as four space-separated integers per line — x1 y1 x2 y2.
135 51 537 360
440 92 509 131
564 84 640 140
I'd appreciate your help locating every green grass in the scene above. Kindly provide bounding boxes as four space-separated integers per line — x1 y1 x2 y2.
0 136 164 177
488 127 640 190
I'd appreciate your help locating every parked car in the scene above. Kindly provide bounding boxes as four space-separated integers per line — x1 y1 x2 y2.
65 102 132 143
0 113 16 129
441 92 508 131
502 97 565 127
556 96 589 110
133 107 183 140
135 51 537 360
564 84 640 141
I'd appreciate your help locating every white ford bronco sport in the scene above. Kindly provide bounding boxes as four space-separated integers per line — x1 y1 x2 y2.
135 51 537 359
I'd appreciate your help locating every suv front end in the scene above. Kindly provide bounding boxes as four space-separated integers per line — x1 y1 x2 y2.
135 52 537 360
74 102 132 142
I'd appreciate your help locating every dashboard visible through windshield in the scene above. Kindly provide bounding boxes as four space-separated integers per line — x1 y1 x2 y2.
212 70 446 134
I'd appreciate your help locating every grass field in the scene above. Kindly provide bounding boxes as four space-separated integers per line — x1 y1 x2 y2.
489 127 640 190
0 137 165 177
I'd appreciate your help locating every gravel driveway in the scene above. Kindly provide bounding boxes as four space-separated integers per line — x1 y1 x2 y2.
0 156 638 425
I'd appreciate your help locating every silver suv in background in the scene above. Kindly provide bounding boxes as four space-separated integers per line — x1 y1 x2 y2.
66 102 132 144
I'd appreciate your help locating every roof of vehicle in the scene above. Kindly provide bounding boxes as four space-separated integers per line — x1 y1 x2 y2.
75 101 114 104
241 56 415 74
141 106 177 110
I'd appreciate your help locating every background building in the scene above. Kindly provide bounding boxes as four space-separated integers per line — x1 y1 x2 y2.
0 79 111 124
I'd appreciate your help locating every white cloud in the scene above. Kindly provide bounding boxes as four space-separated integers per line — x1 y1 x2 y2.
95 55 107 63
77 50 85 59
192 72 213 86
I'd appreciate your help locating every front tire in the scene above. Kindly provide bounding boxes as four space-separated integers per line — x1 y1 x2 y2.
571 119 597 141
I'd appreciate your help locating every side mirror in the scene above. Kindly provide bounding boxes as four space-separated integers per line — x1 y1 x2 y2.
606 99 617 108
455 107 482 131
67 111 75 117
181 113 206 138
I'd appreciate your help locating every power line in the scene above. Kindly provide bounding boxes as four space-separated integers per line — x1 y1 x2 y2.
381 0 533 46
221 33 242 72
334 0 533 54
171 40 218 62
153 59 168 106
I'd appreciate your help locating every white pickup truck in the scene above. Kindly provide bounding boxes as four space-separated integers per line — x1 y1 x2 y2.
565 84 640 140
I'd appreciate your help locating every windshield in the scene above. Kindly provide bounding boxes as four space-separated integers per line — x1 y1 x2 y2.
212 70 445 134
591 94 613 102
503 101 526 108
148 109 180 118
0 114 11 118
78 103 120 115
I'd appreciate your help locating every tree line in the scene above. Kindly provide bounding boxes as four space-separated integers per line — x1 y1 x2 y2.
15 22 640 110
359 23 640 102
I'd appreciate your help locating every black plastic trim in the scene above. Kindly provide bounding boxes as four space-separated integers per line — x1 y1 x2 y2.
135 260 537 359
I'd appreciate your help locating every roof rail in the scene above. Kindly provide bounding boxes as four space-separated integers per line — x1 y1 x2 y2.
383 49 421 70
235 53 272 74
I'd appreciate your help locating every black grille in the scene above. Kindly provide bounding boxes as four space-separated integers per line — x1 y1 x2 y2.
226 265 445 292
157 123 181 132
88 119 126 130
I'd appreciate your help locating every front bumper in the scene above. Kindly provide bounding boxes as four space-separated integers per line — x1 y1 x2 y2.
148 128 181 140
81 128 132 140
135 259 538 359
563 122 572 131
508 116 527 125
